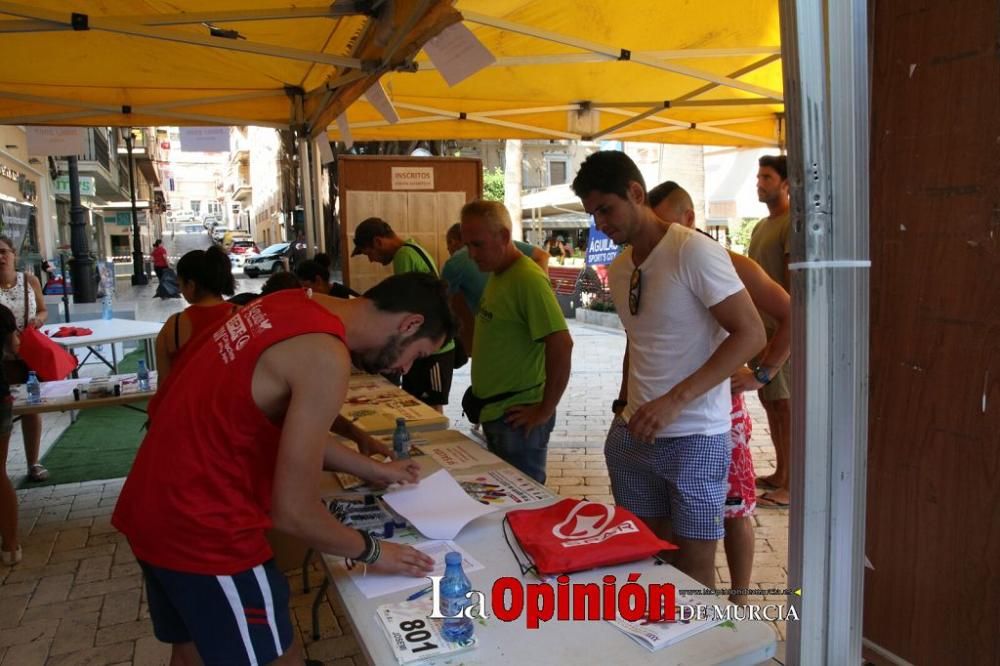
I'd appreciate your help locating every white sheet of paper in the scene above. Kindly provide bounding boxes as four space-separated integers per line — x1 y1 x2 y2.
364 81 399 124
382 469 495 539
344 540 483 599
423 23 496 87
314 135 335 164
335 113 353 149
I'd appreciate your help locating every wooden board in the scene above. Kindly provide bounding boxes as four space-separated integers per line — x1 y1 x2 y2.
865 0 1000 662
338 156 482 293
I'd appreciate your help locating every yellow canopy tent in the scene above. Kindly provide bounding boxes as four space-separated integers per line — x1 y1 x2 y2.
0 0 460 136
328 0 784 147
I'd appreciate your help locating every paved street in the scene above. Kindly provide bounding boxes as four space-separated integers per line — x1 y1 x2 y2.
160 227 215 259
1 283 789 665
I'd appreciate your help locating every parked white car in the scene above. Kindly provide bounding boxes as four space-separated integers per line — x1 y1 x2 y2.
243 242 291 278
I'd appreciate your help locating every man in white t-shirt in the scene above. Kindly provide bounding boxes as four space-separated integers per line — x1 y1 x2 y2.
571 151 766 588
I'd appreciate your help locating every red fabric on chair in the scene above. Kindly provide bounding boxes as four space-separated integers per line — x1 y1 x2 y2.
19 326 78 380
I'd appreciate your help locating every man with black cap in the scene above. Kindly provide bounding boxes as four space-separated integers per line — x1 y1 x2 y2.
352 217 456 411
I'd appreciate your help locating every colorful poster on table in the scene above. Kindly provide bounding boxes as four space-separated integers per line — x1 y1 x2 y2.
342 375 447 433
455 468 552 507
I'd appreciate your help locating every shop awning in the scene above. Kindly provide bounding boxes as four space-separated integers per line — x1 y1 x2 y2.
328 0 783 147
0 0 460 137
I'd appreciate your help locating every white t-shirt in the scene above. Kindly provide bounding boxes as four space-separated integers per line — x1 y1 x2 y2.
608 224 745 438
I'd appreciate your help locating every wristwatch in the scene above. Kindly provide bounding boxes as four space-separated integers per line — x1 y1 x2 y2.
612 398 627 414
752 364 774 385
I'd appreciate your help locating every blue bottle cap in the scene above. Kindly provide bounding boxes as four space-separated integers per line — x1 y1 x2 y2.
445 551 462 566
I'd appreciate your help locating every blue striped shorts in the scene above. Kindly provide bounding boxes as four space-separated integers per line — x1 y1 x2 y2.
138 558 293 664
605 418 730 540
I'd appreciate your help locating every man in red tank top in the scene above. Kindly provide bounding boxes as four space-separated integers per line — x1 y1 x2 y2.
113 273 457 665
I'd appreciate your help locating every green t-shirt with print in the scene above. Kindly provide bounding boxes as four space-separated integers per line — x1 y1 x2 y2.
471 256 567 423
392 238 454 354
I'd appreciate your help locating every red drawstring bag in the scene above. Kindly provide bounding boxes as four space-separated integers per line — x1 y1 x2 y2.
504 498 677 575
18 326 78 381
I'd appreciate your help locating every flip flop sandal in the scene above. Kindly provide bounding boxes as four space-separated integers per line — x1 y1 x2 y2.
28 464 49 482
755 477 779 491
756 492 790 509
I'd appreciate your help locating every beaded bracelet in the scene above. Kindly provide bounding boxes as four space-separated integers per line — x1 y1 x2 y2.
346 529 382 570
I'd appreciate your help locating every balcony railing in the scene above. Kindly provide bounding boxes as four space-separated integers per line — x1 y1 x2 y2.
87 129 111 172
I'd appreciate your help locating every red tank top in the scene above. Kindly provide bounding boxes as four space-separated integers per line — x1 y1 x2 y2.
169 301 237 364
113 290 346 574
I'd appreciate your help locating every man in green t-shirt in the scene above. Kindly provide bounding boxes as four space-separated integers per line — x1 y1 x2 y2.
460 200 573 483
746 154 792 508
351 217 456 410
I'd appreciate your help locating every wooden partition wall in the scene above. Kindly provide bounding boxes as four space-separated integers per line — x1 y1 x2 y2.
865 1 999 662
337 156 482 294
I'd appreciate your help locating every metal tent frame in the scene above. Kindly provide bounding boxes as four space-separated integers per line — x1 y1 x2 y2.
780 0 870 663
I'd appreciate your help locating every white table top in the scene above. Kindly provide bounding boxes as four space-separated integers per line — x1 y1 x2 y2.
40 318 163 347
322 432 777 666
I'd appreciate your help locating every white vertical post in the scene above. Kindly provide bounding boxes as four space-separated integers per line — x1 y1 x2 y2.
779 0 870 663
311 139 326 254
298 135 316 260
504 139 523 239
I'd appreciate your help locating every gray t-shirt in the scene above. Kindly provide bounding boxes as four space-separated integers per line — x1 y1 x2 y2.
747 211 790 284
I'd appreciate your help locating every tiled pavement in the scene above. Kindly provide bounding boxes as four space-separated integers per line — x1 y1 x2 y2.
1 298 789 664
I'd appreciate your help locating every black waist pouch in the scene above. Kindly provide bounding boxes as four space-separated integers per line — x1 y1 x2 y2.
461 383 541 424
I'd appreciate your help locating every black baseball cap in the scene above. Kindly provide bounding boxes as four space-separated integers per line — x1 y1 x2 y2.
351 217 393 256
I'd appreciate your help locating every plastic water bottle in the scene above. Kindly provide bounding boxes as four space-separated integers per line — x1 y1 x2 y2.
26 371 41 405
136 359 150 392
440 551 474 642
101 292 113 320
393 417 410 459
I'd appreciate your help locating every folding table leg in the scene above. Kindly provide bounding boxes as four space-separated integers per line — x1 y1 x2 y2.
311 576 329 641
302 548 314 593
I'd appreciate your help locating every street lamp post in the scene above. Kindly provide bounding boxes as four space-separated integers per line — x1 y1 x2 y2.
67 155 97 303
122 128 148 286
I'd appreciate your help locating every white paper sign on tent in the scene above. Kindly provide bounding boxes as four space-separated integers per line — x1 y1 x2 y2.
382 469 495 540
364 81 399 124
178 127 230 152
314 135 335 164
423 23 496 87
334 114 353 149
26 127 87 156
